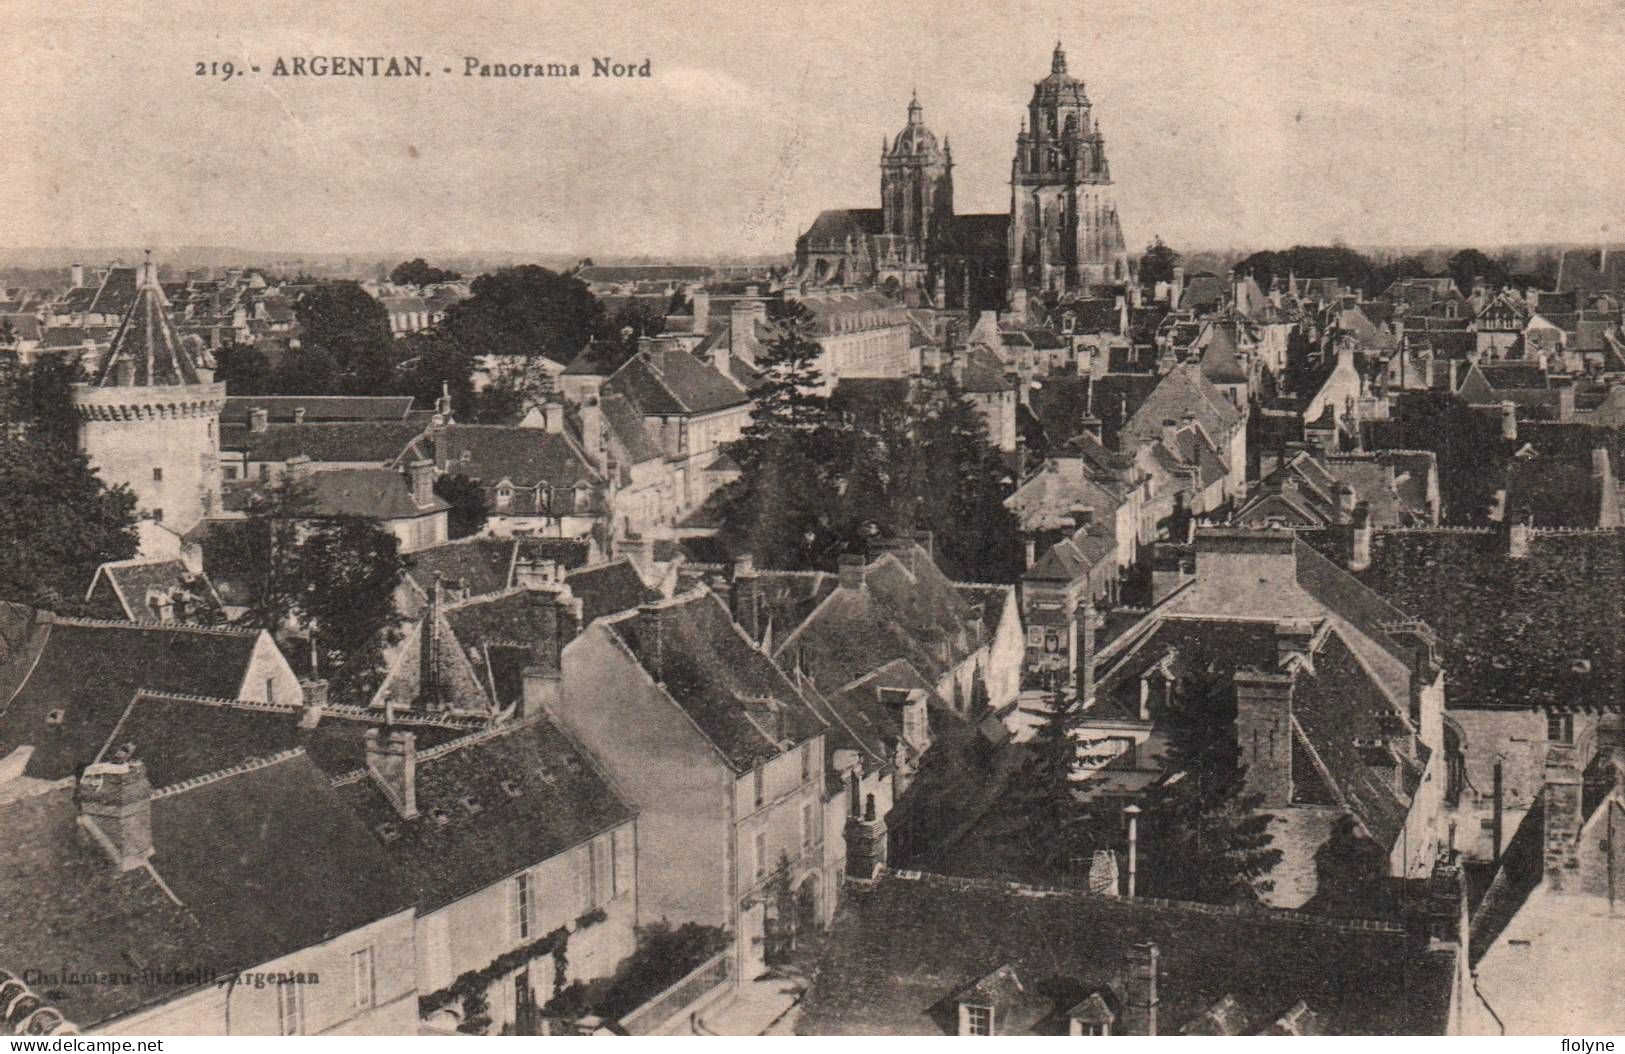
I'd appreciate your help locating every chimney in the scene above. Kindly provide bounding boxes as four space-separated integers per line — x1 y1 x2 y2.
292 406 306 425
1024 537 1037 568
1120 943 1159 1036
284 453 312 481
838 552 867 591
1349 501 1373 572
1160 417 1180 450
520 664 561 719
298 678 328 729
514 557 561 589
1079 602 1103 704
691 289 710 332
579 397 605 470
70 262 84 289
1500 400 1518 442
1556 377 1576 422
1508 507 1532 559
1233 669 1294 807
1542 744 1583 892
1593 445 1611 486
541 401 565 434
1424 859 1468 949
1275 619 1315 671
249 407 270 433
365 728 418 819
730 300 759 368
408 457 435 508
1170 266 1185 308
1335 483 1357 523
78 761 154 870
637 597 684 682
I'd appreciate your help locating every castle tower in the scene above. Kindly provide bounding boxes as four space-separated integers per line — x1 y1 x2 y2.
1007 42 1129 301
880 92 953 303
74 253 225 544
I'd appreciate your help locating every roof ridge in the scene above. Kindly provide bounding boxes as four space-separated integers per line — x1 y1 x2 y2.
131 689 301 715
151 747 308 798
877 868 1408 934
50 614 260 637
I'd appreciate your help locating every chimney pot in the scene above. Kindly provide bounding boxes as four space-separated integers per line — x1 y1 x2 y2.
408 457 436 508
1121 942 1160 1036
298 678 328 728
249 407 270 433
366 727 418 819
838 552 867 591
78 760 154 870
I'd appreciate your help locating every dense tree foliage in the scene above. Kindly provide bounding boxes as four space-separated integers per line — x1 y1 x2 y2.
0 361 138 610
1232 245 1378 294
1138 236 1182 286
440 265 615 367
1137 666 1281 904
434 474 489 538
214 477 405 701
1446 248 1510 295
293 282 397 394
1381 391 1502 524
389 258 462 286
1003 696 1112 879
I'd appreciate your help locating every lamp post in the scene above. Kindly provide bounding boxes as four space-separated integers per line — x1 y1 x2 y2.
1123 803 1141 898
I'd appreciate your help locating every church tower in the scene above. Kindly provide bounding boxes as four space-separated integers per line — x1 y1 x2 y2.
74 253 225 545
879 92 953 302
1007 43 1129 301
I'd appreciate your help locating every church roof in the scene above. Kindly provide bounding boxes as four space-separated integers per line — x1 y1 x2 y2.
888 93 945 159
92 259 211 387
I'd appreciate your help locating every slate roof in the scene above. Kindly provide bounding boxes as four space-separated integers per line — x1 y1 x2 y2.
604 347 749 417
86 267 138 318
337 717 634 913
565 558 661 626
297 467 448 520
1027 374 1160 451
1122 362 1242 449
0 618 266 781
797 870 1456 1035
561 338 636 377
599 390 663 465
1473 362 1549 392
221 395 415 425
218 421 427 464
414 424 603 492
404 536 592 601
1200 321 1250 384
799 209 884 246
91 278 209 387
100 692 470 787
1354 529 1623 713
938 212 1008 255
86 558 225 623
607 590 824 771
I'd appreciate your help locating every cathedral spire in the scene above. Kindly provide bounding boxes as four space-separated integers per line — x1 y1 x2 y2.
1052 41 1067 75
907 88 922 124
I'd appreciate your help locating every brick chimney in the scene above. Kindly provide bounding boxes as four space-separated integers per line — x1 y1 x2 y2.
250 407 270 433
520 664 561 719
1508 507 1532 559
1335 483 1357 523
1233 669 1294 807
1556 377 1576 422
730 554 761 639
1120 943 1160 1036
292 406 307 425
637 595 686 682
1542 744 1582 892
730 300 759 368
1160 417 1180 451
1275 619 1315 671
298 678 328 729
365 728 418 820
838 552 867 592
579 397 605 470
284 453 312 481
1079 601 1103 704
78 761 154 870
541 401 565 434
1349 501 1373 572
408 458 436 508
691 288 710 332
1500 400 1517 442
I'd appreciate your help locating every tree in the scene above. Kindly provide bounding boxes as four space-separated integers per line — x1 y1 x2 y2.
1138 666 1281 904
440 265 614 368
434 474 488 538
389 329 474 417
0 437 138 611
1446 248 1509 296
293 282 397 394
1004 695 1111 880
0 356 82 449
215 477 406 701
1233 245 1377 294
214 342 275 395
1139 236 1181 286
389 257 462 287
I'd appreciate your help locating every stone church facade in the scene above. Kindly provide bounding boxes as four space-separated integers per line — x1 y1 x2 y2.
793 43 1129 311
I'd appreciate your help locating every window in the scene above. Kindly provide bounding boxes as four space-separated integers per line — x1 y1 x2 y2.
351 947 375 1010
513 872 531 941
801 801 814 850
753 831 768 881
266 678 276 704
1547 712 1573 744
753 765 765 808
276 980 304 1035
962 1004 992 1036
800 744 812 784
609 827 626 898
1026 626 1044 648
152 467 163 481
260 463 270 481
590 835 612 907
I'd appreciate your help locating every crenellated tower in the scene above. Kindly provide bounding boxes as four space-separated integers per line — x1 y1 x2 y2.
1007 42 1129 301
73 253 225 544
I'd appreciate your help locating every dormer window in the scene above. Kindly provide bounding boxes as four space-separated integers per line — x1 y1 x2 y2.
961 1003 993 1036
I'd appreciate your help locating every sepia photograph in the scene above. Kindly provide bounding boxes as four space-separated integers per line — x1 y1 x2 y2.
0 0 1621 1040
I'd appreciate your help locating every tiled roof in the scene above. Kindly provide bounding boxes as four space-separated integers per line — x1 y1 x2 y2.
218 421 427 464
798 209 884 244
221 395 415 425
86 267 138 318
1200 321 1250 384
599 390 662 464
337 717 634 912
89 558 225 622
92 279 210 387
561 338 636 377
565 558 660 626
404 536 591 601
1355 529 1623 713
419 425 602 491
608 591 824 771
299 467 448 520
1123 363 1242 449
0 618 266 781
797 870 1456 1035
605 347 749 417
1028 374 1160 452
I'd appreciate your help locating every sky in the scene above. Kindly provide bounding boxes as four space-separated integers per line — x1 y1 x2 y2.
4 0 1624 260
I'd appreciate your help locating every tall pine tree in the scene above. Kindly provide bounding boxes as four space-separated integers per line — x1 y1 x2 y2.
1138 665 1281 903
1004 694 1111 880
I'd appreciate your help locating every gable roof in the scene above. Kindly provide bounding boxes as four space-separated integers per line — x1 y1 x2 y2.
1123 363 1243 449
605 347 749 417
412 424 603 493
86 558 225 623
218 420 428 464
221 395 415 425
300 467 449 520
565 558 661 626
0 617 270 782
797 870 1456 1035
336 717 634 913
